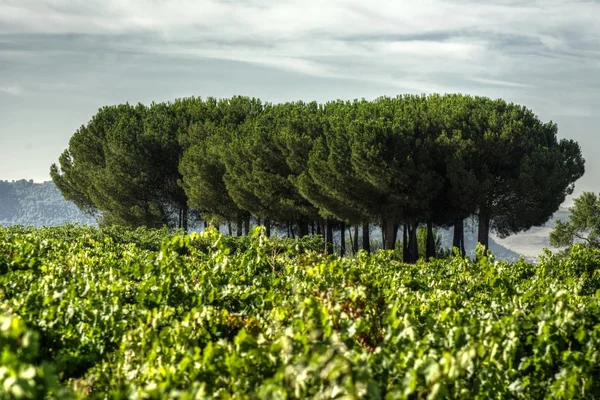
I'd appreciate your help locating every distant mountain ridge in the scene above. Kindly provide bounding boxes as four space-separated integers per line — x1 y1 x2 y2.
0 179 96 227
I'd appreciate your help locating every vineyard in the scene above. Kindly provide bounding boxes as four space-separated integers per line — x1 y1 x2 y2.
1 225 600 399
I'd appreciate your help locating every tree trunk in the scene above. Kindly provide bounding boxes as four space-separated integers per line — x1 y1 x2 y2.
182 204 189 233
381 220 386 250
340 222 346 257
411 225 419 263
243 215 251 235
478 211 491 250
385 220 397 250
408 223 419 263
460 227 466 257
298 218 310 238
353 225 359 254
228 221 232 236
311 221 315 235
403 224 410 263
289 222 296 239
317 220 322 235
348 225 354 254
425 221 436 261
236 217 243 237
453 218 465 257
326 220 334 254
362 223 371 253
265 220 271 238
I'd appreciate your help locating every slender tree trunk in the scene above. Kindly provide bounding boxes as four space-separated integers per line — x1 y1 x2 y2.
403 224 410 263
478 211 491 250
381 220 386 250
204 220 208 229
316 220 322 235
348 225 354 254
353 225 359 254
298 218 309 238
453 218 466 257
411 225 419 263
228 221 232 236
425 221 436 261
362 223 371 253
326 220 334 254
289 222 296 239
340 222 346 257
182 204 189 233
408 223 419 263
385 220 397 250
453 218 461 253
265 220 271 238
178 208 182 230
311 221 315 235
236 216 243 236
243 215 251 235
460 227 466 257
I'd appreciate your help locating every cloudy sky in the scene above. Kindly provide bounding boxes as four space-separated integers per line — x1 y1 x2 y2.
1 0 599 203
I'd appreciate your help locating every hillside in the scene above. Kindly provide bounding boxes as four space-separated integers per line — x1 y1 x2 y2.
0 179 96 227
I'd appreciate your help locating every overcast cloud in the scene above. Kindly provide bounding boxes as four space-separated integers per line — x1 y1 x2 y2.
0 0 599 200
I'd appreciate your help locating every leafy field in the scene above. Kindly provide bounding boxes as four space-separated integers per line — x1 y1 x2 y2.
1 226 600 399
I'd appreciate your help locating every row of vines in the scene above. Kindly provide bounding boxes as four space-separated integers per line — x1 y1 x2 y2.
1 226 600 398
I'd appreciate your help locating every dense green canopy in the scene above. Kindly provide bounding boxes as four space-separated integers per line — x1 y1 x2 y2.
51 103 188 229
51 94 585 257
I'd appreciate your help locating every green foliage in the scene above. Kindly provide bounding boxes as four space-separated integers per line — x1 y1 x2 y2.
51 102 188 229
179 97 256 224
221 100 322 232
1 226 600 398
0 313 74 399
51 94 584 256
298 100 376 223
550 192 600 249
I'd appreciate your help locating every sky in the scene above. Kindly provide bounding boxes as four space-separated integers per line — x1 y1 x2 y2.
1 0 599 204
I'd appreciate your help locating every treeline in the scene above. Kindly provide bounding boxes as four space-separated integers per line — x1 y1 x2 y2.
51 94 584 262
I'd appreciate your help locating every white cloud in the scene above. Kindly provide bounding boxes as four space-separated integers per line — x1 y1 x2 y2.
2 1 599 42
0 83 23 96
0 0 599 114
469 77 534 89
0 0 598 194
